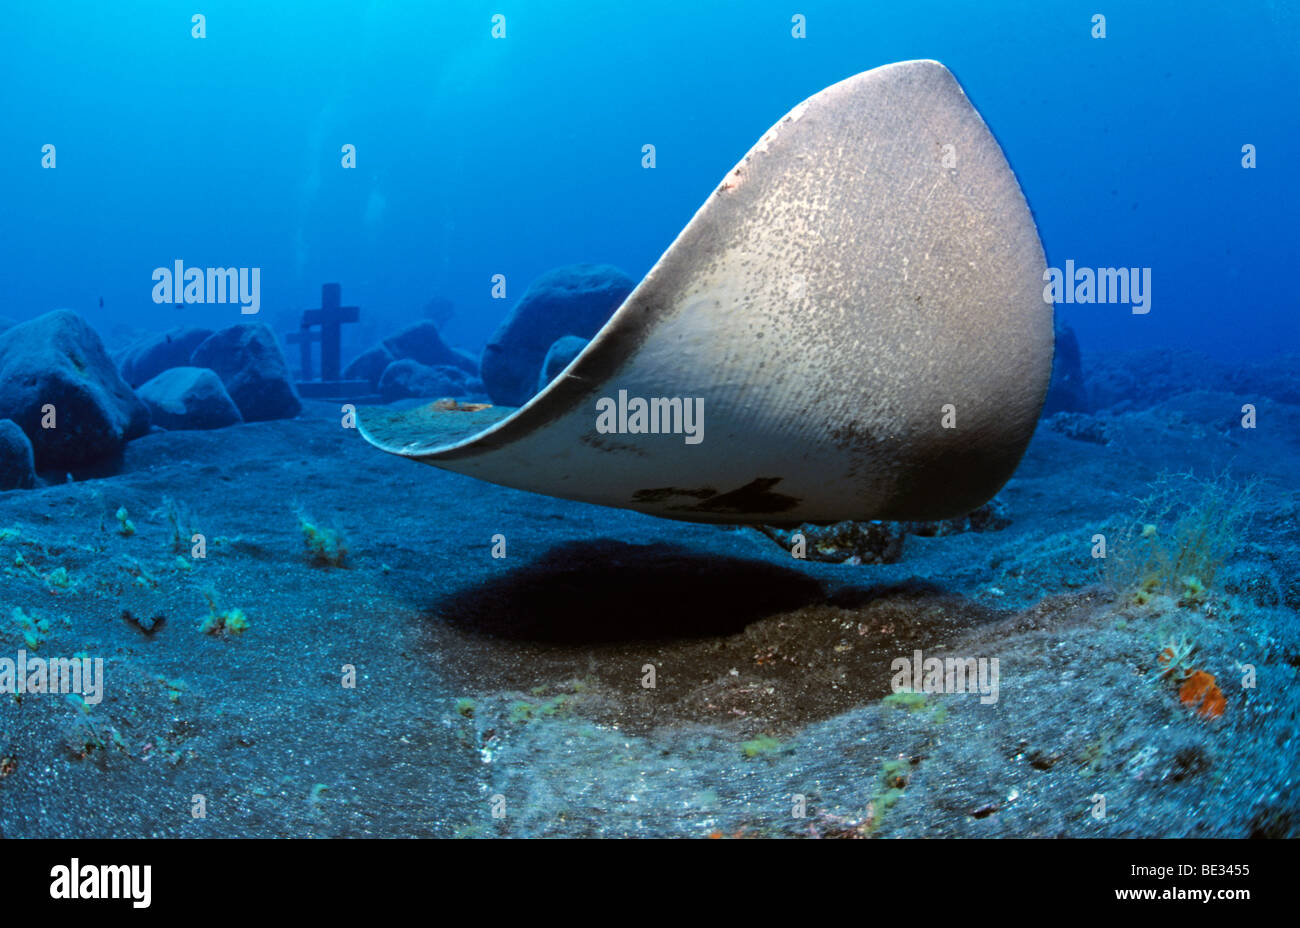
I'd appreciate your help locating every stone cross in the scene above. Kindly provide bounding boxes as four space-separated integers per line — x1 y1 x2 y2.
301 283 359 383
284 323 320 381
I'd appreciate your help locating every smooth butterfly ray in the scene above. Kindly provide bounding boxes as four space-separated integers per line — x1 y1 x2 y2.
357 60 1053 526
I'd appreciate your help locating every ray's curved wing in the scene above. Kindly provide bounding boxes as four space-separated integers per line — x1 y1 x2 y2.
358 60 1052 525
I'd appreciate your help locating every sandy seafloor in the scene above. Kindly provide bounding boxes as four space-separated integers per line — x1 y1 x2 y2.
1 355 1297 838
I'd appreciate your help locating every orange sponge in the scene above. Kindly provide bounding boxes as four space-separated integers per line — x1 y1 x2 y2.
1178 670 1226 719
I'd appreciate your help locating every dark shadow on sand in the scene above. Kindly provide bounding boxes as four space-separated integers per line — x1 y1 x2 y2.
432 539 828 644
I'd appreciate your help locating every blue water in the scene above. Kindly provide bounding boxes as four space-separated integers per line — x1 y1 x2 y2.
1 0 1296 361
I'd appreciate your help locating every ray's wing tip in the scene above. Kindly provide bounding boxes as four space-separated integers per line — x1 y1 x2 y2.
813 59 966 114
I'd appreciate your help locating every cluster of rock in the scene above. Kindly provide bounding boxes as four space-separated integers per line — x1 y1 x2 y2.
342 319 483 402
119 322 301 425
0 310 302 489
0 263 637 490
338 263 627 407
